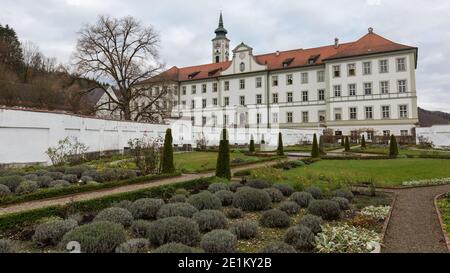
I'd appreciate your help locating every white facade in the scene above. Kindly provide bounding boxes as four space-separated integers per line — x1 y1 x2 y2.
416 125 450 148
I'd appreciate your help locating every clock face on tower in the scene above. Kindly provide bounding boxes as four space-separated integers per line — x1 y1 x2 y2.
215 42 221 49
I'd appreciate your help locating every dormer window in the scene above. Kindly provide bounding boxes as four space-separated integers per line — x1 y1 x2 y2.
282 58 294 68
240 62 245 72
308 55 320 65
188 71 200 79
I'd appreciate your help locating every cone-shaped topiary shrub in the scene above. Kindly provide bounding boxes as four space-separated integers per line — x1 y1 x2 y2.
277 132 284 156
230 219 258 239
345 136 350 152
161 129 175 174
249 135 255 153
361 135 366 149
216 129 231 180
200 229 237 253
389 134 399 158
187 191 222 210
147 216 200 246
311 134 320 158
232 187 272 211
258 242 297 253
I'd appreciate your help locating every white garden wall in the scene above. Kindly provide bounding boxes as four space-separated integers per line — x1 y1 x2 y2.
0 108 320 165
416 125 450 149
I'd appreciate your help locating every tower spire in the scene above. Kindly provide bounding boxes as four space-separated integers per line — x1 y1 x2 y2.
214 12 228 37
212 12 230 63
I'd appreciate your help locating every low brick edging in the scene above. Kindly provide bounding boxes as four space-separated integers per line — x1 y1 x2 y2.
379 191 398 249
433 193 450 253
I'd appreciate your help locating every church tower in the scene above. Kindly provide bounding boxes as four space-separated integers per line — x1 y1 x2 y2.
212 12 230 63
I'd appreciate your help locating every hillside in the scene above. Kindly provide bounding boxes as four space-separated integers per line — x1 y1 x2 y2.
418 107 450 127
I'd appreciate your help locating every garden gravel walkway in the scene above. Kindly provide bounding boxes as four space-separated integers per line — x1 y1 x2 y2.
382 184 450 253
0 159 292 216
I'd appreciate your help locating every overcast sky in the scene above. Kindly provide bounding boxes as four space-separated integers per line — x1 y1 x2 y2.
1 0 449 111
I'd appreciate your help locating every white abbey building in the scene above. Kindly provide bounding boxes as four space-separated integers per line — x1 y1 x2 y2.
139 14 419 142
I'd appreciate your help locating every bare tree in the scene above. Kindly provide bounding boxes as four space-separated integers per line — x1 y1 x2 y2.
73 15 171 121
0 64 20 106
21 40 43 82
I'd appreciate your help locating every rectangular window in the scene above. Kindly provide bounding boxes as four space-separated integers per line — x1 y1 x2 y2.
224 97 229 106
182 100 186 108
301 72 308 84
287 92 293 103
182 86 186 95
256 94 262 104
349 107 357 120
334 108 342 121
382 106 390 119
364 82 372 95
191 117 195 126
213 98 218 106
317 71 325 82
333 65 341 77
202 116 206 126
363 61 372 75
213 83 218 92
318 89 325 101
212 115 217 127
202 84 207 93
401 130 408 136
334 85 341 97
191 100 195 109
272 93 279 103
398 80 407 93
347 63 356 76
223 114 228 125
191 85 196 94
383 130 390 137
379 59 388 73
318 110 326 122
272 113 278 123
272 76 278 86
380 81 390 94
256 113 262 125
365 106 373 119
256 77 262 88
399 105 408 118
397 58 406 71
287 74 293 85
287 112 293 123
239 79 245 89
302 91 308 102
302 111 309 123
202 99 207 108
240 96 245 106
224 81 230 91
348 84 356 96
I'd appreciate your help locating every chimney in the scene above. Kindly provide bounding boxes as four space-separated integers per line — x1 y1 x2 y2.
334 38 339 49
275 50 280 56
368 27 374 34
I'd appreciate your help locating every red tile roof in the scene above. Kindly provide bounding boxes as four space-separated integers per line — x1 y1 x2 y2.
145 31 416 83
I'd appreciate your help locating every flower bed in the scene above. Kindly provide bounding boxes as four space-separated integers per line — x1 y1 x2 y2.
402 177 450 187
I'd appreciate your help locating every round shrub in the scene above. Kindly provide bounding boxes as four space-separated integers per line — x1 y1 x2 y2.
23 173 39 181
332 197 351 210
187 191 222 210
112 200 133 211
47 172 64 180
0 239 17 253
157 203 198 219
169 194 187 203
97 169 119 182
229 182 244 192
193 210 228 232
80 176 93 183
49 180 71 188
298 215 322 235
272 184 295 197
154 243 203 253
200 229 237 253
175 188 189 196
289 192 313 208
94 207 133 227
34 169 48 176
307 200 341 220
264 188 284 202
332 189 354 202
284 225 315 251
260 209 291 228
258 242 297 253
230 220 258 239
215 190 234 206
62 174 79 184
82 170 100 181
36 176 53 188
115 239 149 253
32 219 78 247
0 184 11 197
130 198 164 219
60 221 126 253
305 186 323 199
225 208 243 219
245 179 270 189
232 187 271 211
15 180 39 194
278 201 301 215
0 175 24 192
148 217 200 246
208 182 230 193
116 169 137 180
65 166 89 177
130 220 152 237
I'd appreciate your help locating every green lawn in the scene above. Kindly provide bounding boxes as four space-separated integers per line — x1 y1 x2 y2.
437 197 450 239
174 151 278 173
277 158 450 187
284 144 344 152
351 146 450 157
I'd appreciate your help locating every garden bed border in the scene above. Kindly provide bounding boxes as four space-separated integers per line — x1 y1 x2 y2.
434 193 450 253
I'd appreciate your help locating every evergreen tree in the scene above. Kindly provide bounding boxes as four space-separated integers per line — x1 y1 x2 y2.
361 135 366 149
249 134 255 153
0 24 23 70
319 135 326 155
389 134 399 158
161 128 175 174
277 132 284 156
216 129 231 180
311 134 320 158
344 136 350 152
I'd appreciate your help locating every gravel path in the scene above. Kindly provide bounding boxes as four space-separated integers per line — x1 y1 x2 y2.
0 159 289 216
382 184 450 253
